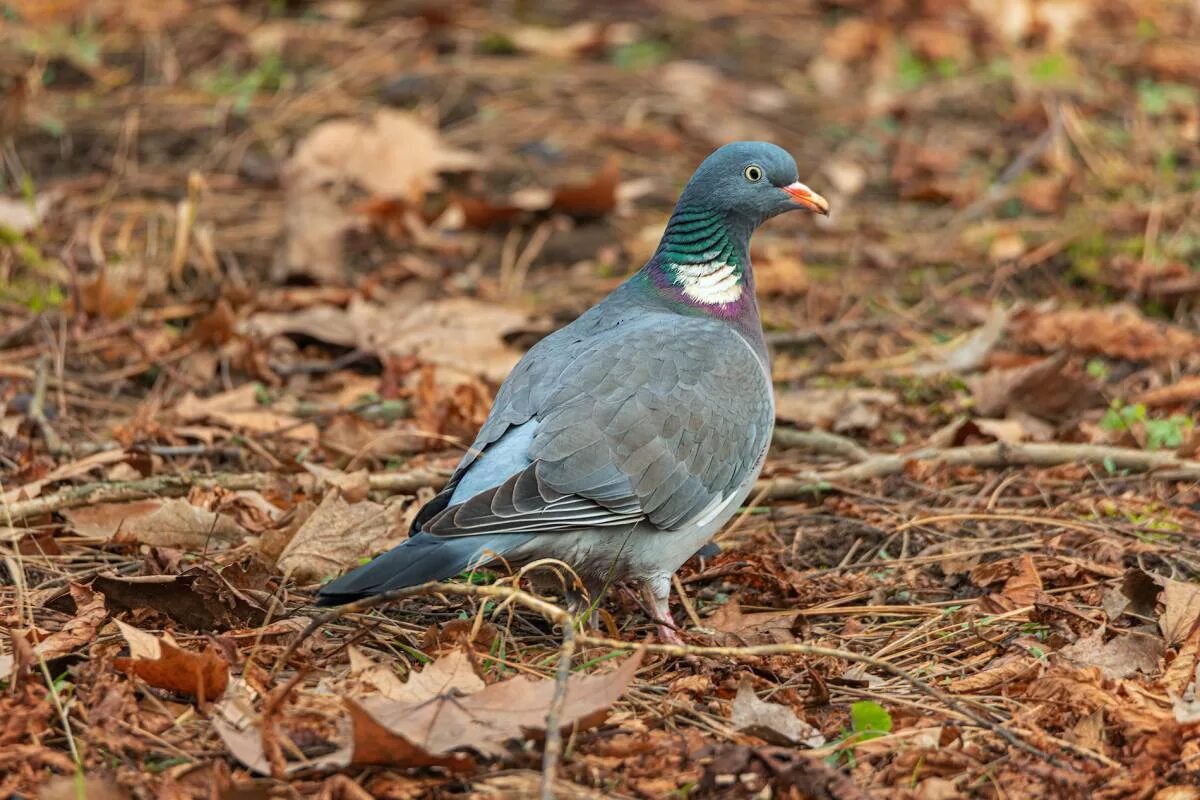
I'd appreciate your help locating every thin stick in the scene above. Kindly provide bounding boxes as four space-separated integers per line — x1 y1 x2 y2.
8 439 1197 521
540 622 576 800
1 467 450 520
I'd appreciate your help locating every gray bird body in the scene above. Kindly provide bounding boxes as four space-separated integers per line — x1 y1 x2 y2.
316 142 829 638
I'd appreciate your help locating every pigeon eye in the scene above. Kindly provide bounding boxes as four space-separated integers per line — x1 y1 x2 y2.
743 165 763 182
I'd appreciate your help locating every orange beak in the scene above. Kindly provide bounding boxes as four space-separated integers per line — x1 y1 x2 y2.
782 181 830 215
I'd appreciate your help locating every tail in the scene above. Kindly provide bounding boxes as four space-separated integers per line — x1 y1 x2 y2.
314 532 532 606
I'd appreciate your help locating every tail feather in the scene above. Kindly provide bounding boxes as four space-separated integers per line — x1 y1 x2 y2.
314 532 532 606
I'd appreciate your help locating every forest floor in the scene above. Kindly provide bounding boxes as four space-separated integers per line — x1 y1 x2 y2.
2 1 1200 798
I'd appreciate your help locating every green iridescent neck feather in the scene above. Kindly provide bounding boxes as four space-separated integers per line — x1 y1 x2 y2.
641 205 758 322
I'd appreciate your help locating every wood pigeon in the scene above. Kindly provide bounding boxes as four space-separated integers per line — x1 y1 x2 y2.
316 142 829 643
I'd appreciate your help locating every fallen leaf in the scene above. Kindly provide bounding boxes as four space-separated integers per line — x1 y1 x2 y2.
969 353 1100 419
355 648 643 757
76 272 142 320
1011 305 1200 361
550 157 620 219
506 21 637 59
245 297 528 383
753 249 808 297
705 598 799 645
62 498 249 550
93 567 266 630
37 775 129 800
277 491 403 582
213 678 350 776
947 653 1039 693
730 680 824 747
0 191 55 234
1157 576 1200 646
175 383 318 442
1143 42 1200 84
344 698 475 771
288 109 479 203
774 388 897 433
279 109 480 281
111 619 229 702
1137 377 1200 410
1059 628 1163 680
0 584 106 681
302 463 371 503
976 553 1043 614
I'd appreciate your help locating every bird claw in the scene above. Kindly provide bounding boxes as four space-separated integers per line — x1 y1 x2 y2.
656 623 685 646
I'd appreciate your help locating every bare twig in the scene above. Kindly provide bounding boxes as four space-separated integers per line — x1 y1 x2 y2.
540 622 576 800
1 467 451 520
773 428 870 463
7 439 1196 520
796 441 1200 485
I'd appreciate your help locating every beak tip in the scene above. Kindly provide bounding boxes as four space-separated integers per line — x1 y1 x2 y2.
783 181 830 216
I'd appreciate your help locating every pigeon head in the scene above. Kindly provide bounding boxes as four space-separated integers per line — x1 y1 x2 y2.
676 141 829 225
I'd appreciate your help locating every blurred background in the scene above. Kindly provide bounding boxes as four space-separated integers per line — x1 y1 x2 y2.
2 2 1200 797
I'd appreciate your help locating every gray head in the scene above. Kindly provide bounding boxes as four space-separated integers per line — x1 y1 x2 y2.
676 141 829 225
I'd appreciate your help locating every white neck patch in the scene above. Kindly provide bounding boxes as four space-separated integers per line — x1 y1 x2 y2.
673 261 742 305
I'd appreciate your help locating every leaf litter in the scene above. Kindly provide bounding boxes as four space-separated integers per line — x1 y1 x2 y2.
2 0 1200 797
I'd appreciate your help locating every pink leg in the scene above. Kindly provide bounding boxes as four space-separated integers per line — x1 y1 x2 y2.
642 577 684 645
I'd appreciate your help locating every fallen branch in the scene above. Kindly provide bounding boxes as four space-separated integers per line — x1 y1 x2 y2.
5 440 1197 521
795 440 1200 485
540 622 576 800
283 581 1079 774
1 468 451 521
773 428 870 463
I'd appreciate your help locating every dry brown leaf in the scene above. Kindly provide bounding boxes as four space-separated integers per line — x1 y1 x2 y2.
1143 42 1200 83
245 297 528 383
0 191 55 234
774 388 897 433
969 353 1100 420
1059 628 1163 680
753 250 808 297
76 272 142 320
947 653 1038 693
212 678 349 776
174 383 318 442
0 584 106 681
38 775 129 800
550 157 620 219
93 567 266 630
705 598 798 645
507 21 636 59
355 648 643 757
302 463 371 503
730 680 825 747
111 619 229 702
347 646 483 702
289 110 480 202
62 498 249 549
977 553 1043 614
1157 577 1200 646
1137 377 1200 410
344 698 475 771
278 110 480 282
1012 305 1200 361
276 491 402 582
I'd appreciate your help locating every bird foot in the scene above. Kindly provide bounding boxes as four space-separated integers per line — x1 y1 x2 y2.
656 620 685 646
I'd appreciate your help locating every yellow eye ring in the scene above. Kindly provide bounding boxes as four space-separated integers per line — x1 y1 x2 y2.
743 164 763 182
